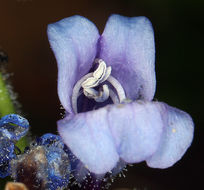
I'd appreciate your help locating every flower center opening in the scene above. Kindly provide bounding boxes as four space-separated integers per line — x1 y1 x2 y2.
72 59 126 113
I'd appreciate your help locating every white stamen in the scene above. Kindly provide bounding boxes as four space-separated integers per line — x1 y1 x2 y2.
95 59 112 83
82 76 99 88
93 60 107 80
82 60 112 89
107 76 126 103
83 85 110 103
72 59 126 113
109 89 119 104
83 88 98 99
72 73 93 114
94 85 110 102
99 66 112 83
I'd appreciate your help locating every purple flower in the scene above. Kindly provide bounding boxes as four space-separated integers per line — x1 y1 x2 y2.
47 14 194 175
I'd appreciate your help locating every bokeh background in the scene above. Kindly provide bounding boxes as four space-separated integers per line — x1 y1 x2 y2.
0 0 203 189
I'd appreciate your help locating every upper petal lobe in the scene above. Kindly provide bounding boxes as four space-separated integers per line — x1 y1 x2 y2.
47 16 100 113
99 14 156 101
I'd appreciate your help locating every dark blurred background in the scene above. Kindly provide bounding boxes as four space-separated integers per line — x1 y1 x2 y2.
0 0 203 189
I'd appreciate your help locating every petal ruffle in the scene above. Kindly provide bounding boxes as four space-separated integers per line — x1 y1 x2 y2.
99 14 156 101
47 16 100 113
146 102 194 168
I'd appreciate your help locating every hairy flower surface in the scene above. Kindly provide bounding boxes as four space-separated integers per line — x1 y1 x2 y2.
48 14 194 175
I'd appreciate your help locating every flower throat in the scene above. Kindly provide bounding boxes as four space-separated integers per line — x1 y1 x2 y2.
72 59 127 113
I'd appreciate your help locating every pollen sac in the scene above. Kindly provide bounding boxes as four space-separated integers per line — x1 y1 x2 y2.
0 134 15 178
0 114 29 141
93 59 107 81
11 133 70 190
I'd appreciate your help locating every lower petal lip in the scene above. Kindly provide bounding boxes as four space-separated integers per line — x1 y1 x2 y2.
146 102 194 169
58 100 194 174
58 107 120 174
58 101 162 174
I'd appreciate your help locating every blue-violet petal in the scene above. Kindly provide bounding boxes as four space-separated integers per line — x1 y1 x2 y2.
108 101 163 163
58 101 164 174
146 102 194 168
58 108 120 174
47 16 100 113
99 14 156 101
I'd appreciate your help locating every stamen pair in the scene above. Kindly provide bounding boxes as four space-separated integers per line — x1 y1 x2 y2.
82 59 111 103
72 59 126 113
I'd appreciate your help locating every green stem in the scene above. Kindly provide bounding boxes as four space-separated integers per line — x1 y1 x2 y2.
0 74 15 116
0 72 28 152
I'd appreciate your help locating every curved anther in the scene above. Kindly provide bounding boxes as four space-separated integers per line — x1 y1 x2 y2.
94 85 110 102
107 76 126 103
109 89 119 104
72 73 93 114
93 60 107 80
82 76 99 89
83 88 99 99
81 60 111 89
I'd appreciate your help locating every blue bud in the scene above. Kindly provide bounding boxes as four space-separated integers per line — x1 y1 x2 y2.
37 133 64 148
0 114 29 141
